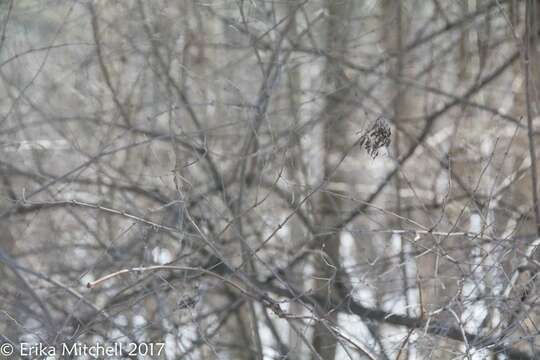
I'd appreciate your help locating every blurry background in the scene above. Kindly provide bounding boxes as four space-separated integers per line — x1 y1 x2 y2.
0 0 539 359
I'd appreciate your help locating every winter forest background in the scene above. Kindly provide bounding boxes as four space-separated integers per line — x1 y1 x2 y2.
1 0 540 359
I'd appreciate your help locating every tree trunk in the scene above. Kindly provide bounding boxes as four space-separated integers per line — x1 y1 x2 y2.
312 1 353 359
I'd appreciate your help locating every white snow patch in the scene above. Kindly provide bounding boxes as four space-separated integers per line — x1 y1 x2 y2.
152 246 173 264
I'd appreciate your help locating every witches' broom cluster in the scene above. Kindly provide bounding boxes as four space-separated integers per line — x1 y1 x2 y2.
358 117 392 158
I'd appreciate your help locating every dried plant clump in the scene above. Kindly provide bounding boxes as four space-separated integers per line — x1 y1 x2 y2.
359 117 392 158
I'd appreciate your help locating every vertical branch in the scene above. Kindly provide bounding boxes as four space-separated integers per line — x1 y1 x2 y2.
524 0 540 237
89 4 131 126
0 0 13 56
